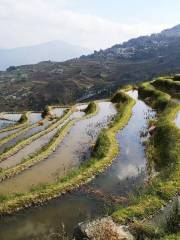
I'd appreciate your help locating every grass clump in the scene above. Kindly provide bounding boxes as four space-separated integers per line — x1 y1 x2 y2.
84 101 96 115
93 129 110 159
111 91 128 104
42 105 52 118
18 112 28 124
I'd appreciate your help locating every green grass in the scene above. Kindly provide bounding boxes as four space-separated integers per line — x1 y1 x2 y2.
0 92 135 215
93 129 110 159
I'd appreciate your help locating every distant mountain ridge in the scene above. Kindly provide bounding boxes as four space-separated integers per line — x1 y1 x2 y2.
0 40 92 70
83 24 180 61
1 24 180 111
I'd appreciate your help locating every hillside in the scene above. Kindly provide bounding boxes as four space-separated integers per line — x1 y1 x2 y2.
0 40 92 71
1 24 180 111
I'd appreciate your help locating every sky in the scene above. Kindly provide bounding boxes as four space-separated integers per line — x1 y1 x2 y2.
0 0 180 50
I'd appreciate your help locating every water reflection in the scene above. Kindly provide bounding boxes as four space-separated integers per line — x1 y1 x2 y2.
175 111 180 128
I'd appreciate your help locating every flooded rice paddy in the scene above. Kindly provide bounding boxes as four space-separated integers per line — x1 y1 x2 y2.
0 102 116 194
28 113 43 124
0 108 84 170
0 120 15 130
0 92 158 240
0 120 51 154
51 108 66 118
2 113 22 122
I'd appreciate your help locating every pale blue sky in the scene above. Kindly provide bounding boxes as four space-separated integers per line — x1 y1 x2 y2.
0 0 179 49
68 0 180 25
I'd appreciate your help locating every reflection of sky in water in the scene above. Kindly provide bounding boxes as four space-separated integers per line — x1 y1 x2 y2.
28 113 42 124
51 108 65 118
2 113 21 122
117 164 140 180
0 119 14 129
76 104 88 111
175 111 180 128
90 90 155 195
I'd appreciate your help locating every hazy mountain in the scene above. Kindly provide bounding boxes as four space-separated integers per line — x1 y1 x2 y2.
1 24 180 111
84 24 180 61
0 40 92 70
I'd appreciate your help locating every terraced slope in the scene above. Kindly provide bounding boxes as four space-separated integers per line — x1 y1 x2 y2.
0 78 179 240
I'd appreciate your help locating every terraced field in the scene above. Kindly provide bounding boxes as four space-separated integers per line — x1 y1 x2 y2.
0 76 179 240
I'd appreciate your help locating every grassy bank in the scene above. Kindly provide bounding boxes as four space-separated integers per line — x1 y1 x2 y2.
0 93 135 214
0 109 71 162
151 77 180 99
112 83 180 239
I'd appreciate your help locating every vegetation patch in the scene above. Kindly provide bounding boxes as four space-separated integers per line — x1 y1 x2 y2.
41 105 52 118
151 77 180 99
0 92 135 215
18 112 29 124
84 101 97 115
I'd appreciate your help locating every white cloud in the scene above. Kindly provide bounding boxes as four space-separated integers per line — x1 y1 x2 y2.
0 0 170 49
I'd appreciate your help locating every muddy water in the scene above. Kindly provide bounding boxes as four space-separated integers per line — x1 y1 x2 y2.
0 94 155 240
0 121 51 154
0 102 116 194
